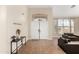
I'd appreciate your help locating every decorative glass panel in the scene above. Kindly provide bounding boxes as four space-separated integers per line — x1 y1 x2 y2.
58 19 63 26
64 19 70 26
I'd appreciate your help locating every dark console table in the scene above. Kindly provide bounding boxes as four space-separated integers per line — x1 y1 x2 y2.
11 36 26 54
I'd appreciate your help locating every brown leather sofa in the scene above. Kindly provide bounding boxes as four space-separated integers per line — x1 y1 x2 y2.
58 33 79 54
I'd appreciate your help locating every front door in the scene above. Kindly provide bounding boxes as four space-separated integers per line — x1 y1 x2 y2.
31 18 48 39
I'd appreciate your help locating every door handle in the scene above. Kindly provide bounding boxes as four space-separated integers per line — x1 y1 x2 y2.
38 29 41 32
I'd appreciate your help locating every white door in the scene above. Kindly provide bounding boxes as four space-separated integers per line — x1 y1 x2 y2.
31 18 48 39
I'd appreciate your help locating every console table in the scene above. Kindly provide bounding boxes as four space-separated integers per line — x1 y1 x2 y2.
11 36 26 54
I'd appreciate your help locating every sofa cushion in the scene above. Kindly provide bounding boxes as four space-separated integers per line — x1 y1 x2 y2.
67 41 79 45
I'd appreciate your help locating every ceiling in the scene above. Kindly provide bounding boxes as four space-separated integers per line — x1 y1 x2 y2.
28 5 79 18
53 5 79 18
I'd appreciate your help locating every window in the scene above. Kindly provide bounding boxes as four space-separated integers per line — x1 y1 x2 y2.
57 19 74 34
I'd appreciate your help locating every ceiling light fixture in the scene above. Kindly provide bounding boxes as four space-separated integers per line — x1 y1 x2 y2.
71 5 76 8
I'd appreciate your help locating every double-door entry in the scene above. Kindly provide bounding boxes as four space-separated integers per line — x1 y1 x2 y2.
31 18 48 39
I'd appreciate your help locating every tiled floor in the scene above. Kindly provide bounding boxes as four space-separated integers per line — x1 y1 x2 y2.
18 39 65 54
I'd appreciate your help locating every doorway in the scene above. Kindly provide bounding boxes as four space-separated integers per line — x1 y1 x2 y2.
31 18 48 39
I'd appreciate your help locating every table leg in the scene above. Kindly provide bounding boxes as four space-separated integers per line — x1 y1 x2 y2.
16 42 18 54
21 39 23 45
25 37 26 45
11 42 12 54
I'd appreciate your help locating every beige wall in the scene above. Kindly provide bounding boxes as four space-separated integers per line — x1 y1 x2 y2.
7 6 29 53
74 18 79 35
28 8 53 40
0 6 8 53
